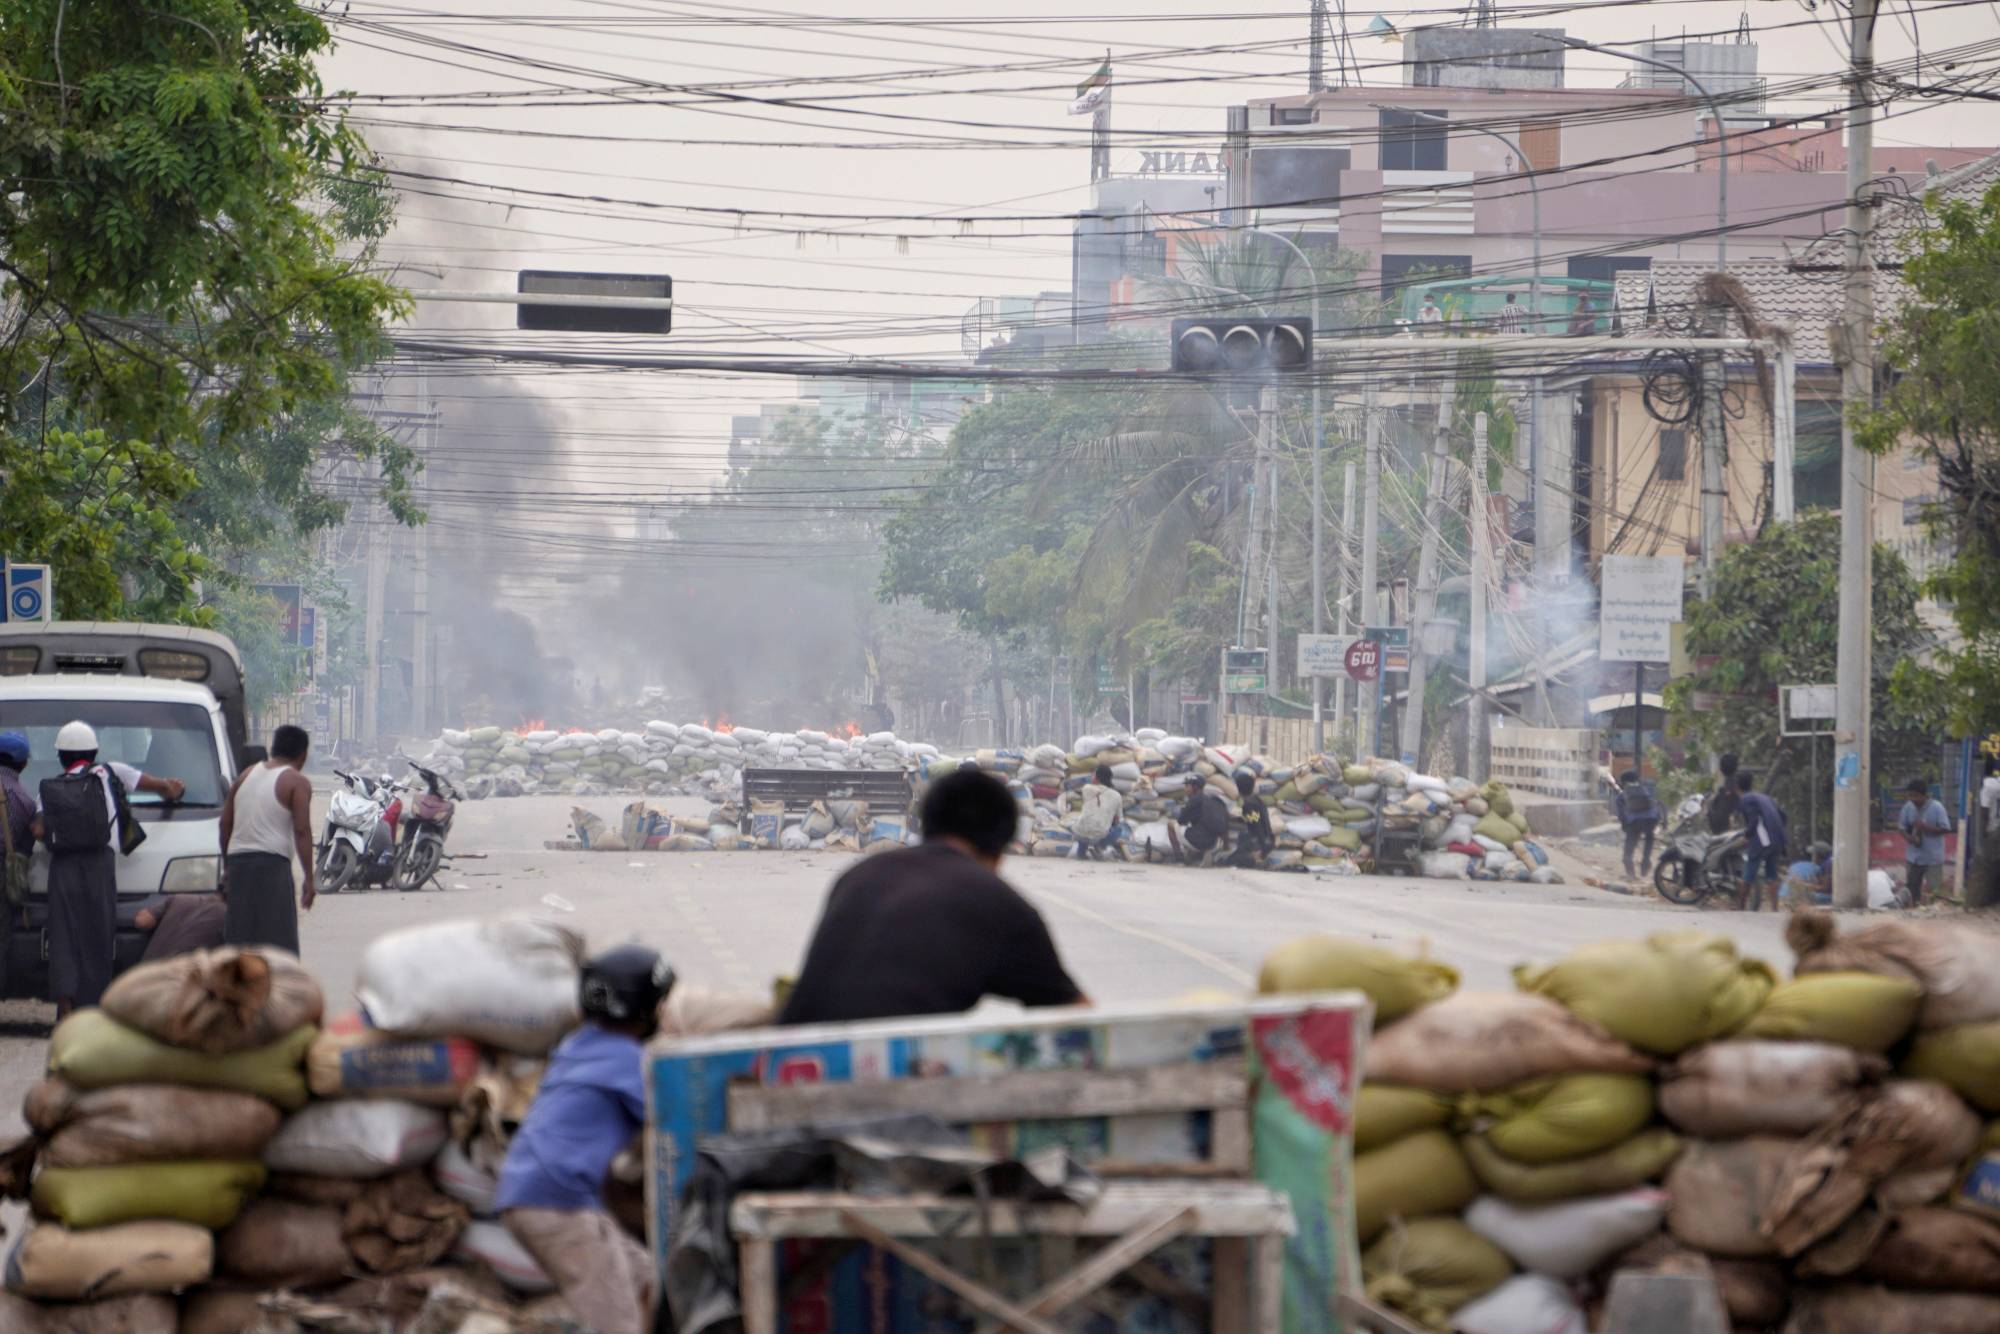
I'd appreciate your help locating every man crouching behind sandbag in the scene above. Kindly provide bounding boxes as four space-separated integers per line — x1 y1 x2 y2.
494 945 674 1334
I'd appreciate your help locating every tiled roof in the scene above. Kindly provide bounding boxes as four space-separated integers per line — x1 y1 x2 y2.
1797 150 2000 268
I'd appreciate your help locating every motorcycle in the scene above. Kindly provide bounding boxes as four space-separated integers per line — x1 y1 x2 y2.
317 770 405 893
1653 792 1748 907
393 761 460 891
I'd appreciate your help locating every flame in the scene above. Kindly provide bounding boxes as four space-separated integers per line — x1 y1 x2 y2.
515 719 546 735
837 721 862 738
702 714 736 734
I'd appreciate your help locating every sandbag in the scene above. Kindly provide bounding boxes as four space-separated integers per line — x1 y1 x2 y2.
1464 1188 1669 1279
99 947 322 1056
1361 1217 1513 1329
3 1221 211 1299
1354 1129 1478 1242
356 916 583 1054
31 1159 266 1230
1365 992 1652 1093
25 1079 281 1168
1743 971 1923 1053
1513 931 1775 1055
1659 1040 1888 1139
1472 813 1519 846
215 1197 351 1286
455 1219 554 1293
1257 935 1459 1023
1782 1285 2000 1334
1614 1233 1790 1328
176 1290 290 1334
263 1099 448 1178
307 1012 481 1105
1789 907 2000 1030
1471 1073 1655 1164
1842 1206 2000 1292
1663 1137 1796 1257
342 1171 471 1274
0 1292 177 1333
1462 1127 1682 1202
46 1010 313 1109
1449 1274 1587 1334
658 983 775 1037
1906 1019 2000 1110
1354 1084 1454 1154
268 1171 369 1207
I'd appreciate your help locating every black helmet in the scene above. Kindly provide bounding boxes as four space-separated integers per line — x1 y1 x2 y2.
579 945 676 1024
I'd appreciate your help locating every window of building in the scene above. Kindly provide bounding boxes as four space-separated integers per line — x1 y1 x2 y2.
1518 120 1561 172
1379 110 1448 171
1567 256 1652 285
1903 494 1938 527
1657 428 1687 482
1795 398 1842 508
1275 106 1315 126
1248 147 1350 210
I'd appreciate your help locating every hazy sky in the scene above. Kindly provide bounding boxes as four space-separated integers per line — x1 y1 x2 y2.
319 0 2000 609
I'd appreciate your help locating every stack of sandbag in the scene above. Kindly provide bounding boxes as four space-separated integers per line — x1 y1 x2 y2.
1 948 322 1329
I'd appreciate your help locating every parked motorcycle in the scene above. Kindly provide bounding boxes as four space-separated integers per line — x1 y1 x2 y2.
1653 792 1748 906
393 761 460 891
317 770 405 893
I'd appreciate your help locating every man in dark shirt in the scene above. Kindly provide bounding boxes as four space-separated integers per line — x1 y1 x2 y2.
1706 752 1742 835
135 893 228 962
1176 787 1230 866
1226 771 1275 868
1734 771 1789 913
778 770 1086 1026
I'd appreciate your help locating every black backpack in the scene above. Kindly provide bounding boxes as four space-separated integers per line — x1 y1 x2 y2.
40 767 145 856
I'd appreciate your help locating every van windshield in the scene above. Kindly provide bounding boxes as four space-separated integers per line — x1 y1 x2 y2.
0 700 225 809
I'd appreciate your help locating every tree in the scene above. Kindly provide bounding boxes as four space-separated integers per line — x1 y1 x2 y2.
1860 177 2000 732
0 1 410 620
1664 513 1948 838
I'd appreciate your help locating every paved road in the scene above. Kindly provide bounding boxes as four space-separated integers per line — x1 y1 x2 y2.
0 791 1802 1134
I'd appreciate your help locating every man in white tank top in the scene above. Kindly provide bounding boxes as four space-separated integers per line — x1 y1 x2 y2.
219 725 316 954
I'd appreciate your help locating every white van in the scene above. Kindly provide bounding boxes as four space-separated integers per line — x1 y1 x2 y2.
0 623 245 1000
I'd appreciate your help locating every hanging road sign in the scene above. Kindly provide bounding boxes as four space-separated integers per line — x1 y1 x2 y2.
1297 633 1346 678
1369 625 1411 675
1344 640 1381 682
0 562 52 624
1222 646 1269 694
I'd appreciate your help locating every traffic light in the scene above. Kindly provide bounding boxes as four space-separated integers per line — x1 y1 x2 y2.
1171 317 1312 373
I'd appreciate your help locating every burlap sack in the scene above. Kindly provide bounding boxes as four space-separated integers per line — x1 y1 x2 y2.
1658 1041 1887 1139
1664 1137 1798 1258
1783 1285 2000 1333
216 1197 351 1286
1843 1207 2000 1292
4 1221 212 1299
342 1171 471 1274
100 947 323 1055
306 1012 480 1106
0 1291 177 1333
1366 992 1652 1093
25 1079 282 1168
1790 907 2000 1030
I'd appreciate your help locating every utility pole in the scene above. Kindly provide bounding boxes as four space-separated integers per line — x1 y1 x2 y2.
1400 355 1455 767
1334 459 1356 740
1832 0 1879 911
1311 386 1326 752
1264 384 1281 700
1359 383 1382 758
1698 317 1728 596
1468 412 1491 781
409 367 433 739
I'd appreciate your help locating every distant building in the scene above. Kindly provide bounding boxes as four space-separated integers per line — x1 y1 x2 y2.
1405 26 1567 90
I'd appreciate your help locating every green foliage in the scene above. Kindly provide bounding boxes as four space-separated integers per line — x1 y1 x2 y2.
1130 543 1241 685
1860 178 2000 731
1664 512 1948 827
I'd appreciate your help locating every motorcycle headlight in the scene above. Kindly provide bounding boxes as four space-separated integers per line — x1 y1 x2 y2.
161 856 222 893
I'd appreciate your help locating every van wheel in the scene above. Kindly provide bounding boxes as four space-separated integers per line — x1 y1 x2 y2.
322 842 359 894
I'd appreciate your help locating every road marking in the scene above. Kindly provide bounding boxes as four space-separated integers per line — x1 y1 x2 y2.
1023 885 1254 988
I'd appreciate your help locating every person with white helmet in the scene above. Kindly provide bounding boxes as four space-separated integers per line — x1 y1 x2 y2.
36 720 186 1016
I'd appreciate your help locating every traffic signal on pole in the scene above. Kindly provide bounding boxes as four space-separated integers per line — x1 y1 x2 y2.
1171 317 1312 373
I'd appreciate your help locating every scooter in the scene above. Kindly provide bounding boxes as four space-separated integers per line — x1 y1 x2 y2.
393 761 460 891
317 770 405 893
1653 792 1748 906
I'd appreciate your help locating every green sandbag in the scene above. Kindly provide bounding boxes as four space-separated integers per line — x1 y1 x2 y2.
1742 972 1923 1054
1317 827 1363 852
1344 764 1375 786
1513 931 1776 1055
1906 1021 2000 1112
48 1010 314 1109
32 1160 266 1230
1482 780 1514 820
1462 1126 1683 1202
1363 1217 1514 1328
1508 812 1531 839
1473 813 1520 845
1273 781 1302 803
1470 1073 1656 1164
1258 934 1459 1022
1355 1129 1478 1243
1356 1085 1455 1154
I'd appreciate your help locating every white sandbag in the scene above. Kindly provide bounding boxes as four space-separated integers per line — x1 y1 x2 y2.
433 1138 498 1216
779 824 810 851
1464 1189 1669 1279
1110 761 1142 782
1284 815 1334 841
455 1219 554 1294
1158 737 1199 761
1407 774 1449 794
264 1099 447 1178
1350 783 1381 803
1450 1275 1589 1334
1419 851 1469 880
1072 735 1114 757
357 917 583 1054
1474 834 1510 853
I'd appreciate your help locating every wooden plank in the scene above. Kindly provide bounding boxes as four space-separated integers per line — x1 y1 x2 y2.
729 1058 1246 1133
836 1210 1066 1334
973 1208 1196 1334
739 1238 778 1334
731 1184 1293 1242
1212 1238 1248 1334
1249 1235 1284 1334
1335 1293 1432 1334
1209 1108 1252 1175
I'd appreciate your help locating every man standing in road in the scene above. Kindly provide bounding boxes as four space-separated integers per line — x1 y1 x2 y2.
0 732 35 905
779 769 1085 1025
1734 771 1789 913
1899 777 1952 906
219 725 316 955
1707 752 1742 834
36 721 185 1015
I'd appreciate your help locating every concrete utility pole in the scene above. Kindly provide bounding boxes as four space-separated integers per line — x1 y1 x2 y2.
1401 356 1456 767
1469 412 1491 781
1359 386 1383 758
409 367 433 739
1335 460 1357 739
1773 331 1798 523
1833 0 1880 911
1698 340 1728 597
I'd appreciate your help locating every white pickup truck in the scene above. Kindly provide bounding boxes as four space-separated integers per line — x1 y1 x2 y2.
0 622 247 1001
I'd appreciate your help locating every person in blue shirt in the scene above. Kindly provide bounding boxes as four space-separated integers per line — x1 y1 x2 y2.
1733 771 1789 912
1900 777 1952 906
495 945 674 1334
1782 841 1833 907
